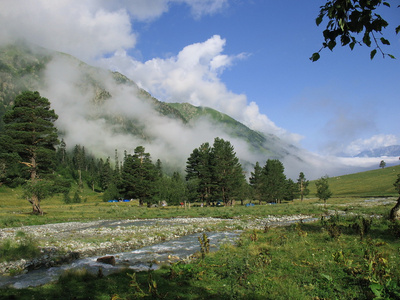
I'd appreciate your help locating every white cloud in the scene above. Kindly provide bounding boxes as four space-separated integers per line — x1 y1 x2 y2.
345 134 399 156
0 0 300 145
98 0 228 21
177 0 228 18
99 35 302 145
0 0 136 62
0 0 227 62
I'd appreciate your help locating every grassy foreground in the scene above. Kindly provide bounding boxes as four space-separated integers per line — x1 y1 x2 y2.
2 215 400 299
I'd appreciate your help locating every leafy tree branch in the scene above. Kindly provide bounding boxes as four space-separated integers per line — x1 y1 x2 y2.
311 0 399 61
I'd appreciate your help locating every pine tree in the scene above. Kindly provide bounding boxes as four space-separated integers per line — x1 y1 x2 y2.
155 159 163 178
57 139 67 164
262 159 286 204
186 138 245 206
98 157 113 191
153 172 187 206
120 146 156 206
186 143 213 206
113 149 122 188
284 178 297 201
249 162 263 204
211 138 245 205
2 91 59 214
72 145 85 189
297 172 310 201
0 133 25 187
86 157 98 192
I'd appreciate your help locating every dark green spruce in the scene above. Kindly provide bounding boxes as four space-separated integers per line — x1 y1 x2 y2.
2 91 59 214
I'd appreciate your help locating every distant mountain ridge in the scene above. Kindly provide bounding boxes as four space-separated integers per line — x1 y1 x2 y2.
0 42 301 173
355 145 400 158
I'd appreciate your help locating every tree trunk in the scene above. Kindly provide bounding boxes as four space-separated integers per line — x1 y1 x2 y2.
300 179 304 201
78 169 83 189
29 154 43 215
29 195 43 215
389 196 400 221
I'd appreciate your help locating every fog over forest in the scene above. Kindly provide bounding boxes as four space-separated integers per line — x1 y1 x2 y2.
29 50 388 180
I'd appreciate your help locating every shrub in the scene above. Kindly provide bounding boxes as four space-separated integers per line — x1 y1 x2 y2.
389 220 400 238
327 222 342 239
352 217 373 240
0 232 40 262
63 192 71 204
72 191 81 203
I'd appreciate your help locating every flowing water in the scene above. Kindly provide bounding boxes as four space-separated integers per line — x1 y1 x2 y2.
0 231 240 289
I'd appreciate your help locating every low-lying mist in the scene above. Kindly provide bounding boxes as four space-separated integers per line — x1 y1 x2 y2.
27 51 380 180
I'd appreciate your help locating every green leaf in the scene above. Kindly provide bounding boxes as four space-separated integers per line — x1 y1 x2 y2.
321 274 333 282
370 49 377 60
396 25 400 34
388 54 396 59
363 33 371 47
341 35 350 46
380 37 390 45
327 40 336 51
316 15 323 26
349 41 356 50
310 52 320 62
383 2 390 7
369 283 384 297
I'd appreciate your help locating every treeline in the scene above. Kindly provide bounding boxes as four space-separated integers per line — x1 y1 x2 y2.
0 91 313 213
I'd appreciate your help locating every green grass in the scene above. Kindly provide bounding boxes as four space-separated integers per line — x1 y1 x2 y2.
0 164 399 227
309 165 400 197
0 231 40 263
2 217 400 299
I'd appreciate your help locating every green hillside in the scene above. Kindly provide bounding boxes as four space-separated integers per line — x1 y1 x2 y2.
167 102 282 157
0 42 293 162
309 164 400 197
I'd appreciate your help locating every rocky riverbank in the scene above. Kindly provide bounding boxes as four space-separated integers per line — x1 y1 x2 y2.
0 215 313 275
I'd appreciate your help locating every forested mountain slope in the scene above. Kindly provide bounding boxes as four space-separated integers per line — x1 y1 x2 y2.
0 42 301 173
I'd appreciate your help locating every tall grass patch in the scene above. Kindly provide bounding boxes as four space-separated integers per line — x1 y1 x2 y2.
0 231 40 262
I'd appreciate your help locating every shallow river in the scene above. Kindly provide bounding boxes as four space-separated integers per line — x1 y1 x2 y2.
0 231 240 289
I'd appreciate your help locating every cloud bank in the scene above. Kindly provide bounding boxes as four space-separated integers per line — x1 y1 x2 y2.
0 0 227 60
0 0 299 145
99 35 302 144
345 134 399 157
40 53 270 177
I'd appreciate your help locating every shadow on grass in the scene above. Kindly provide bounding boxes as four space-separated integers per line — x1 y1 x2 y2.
0 268 248 300
294 216 399 244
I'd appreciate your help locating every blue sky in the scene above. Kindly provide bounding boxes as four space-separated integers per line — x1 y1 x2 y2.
126 1 400 156
1 0 399 159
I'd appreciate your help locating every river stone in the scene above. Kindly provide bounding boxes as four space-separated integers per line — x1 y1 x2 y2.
97 256 116 266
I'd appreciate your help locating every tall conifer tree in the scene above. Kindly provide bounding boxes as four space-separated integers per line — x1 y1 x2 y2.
249 162 263 204
211 138 245 205
120 146 156 206
3 91 59 214
186 143 213 205
262 159 286 203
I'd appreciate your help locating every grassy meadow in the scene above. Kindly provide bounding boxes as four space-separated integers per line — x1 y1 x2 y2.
1 165 400 299
0 165 399 227
308 165 400 197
